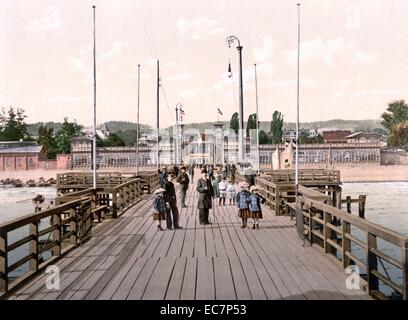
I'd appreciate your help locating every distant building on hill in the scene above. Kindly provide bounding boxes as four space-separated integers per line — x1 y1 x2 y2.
323 130 352 144
346 131 385 145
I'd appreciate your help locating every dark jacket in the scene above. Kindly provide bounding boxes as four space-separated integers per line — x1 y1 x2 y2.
235 190 251 209
176 172 190 191
196 177 214 209
153 195 167 213
163 180 176 202
160 171 168 187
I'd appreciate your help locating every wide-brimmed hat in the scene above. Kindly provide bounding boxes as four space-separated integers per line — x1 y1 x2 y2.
250 186 260 192
154 188 166 194
238 181 249 189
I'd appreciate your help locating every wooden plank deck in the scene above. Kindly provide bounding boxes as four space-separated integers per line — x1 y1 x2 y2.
7 180 371 300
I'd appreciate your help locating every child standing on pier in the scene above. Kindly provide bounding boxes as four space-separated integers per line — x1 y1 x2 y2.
218 177 228 205
235 182 251 228
248 186 265 229
152 188 167 231
227 179 237 205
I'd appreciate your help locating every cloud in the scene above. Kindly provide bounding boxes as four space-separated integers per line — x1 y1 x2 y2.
177 17 225 40
100 41 130 62
351 51 379 65
28 5 62 33
253 36 274 63
50 96 87 103
169 73 193 81
179 88 204 98
284 37 349 67
284 37 379 68
67 41 130 85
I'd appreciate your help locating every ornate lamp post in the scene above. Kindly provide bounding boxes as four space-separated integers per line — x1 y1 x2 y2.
226 35 244 164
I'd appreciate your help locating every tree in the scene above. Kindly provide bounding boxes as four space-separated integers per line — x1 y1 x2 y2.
230 112 239 135
54 118 83 154
37 125 57 159
105 133 126 147
0 107 31 141
246 113 257 138
270 111 284 144
381 100 408 146
391 120 408 151
299 134 324 144
259 130 271 144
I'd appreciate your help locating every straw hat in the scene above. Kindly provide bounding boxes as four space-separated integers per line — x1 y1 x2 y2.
154 188 166 194
238 181 249 189
250 185 260 192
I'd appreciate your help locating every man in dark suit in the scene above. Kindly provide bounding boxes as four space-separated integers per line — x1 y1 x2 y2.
176 166 190 208
196 168 214 225
163 174 182 230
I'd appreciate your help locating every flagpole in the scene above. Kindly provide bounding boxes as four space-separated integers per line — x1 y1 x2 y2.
136 64 140 175
296 3 301 192
92 5 97 190
254 63 260 174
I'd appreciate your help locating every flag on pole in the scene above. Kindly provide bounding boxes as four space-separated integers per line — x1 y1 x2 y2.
217 108 223 116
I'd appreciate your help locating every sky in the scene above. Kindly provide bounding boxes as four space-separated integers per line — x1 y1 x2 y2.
1 0 408 128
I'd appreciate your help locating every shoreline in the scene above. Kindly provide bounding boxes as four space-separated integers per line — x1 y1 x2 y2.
1 165 408 184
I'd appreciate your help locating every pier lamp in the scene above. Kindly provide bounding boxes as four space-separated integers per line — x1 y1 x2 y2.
226 36 244 164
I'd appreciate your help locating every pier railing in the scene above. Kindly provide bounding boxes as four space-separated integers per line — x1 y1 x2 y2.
254 173 341 216
0 173 160 297
298 195 408 300
0 199 92 296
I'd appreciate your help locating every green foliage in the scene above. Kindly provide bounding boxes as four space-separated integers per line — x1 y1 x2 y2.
37 125 57 159
0 107 31 141
54 118 83 154
259 130 271 144
270 111 284 144
230 112 239 135
381 100 408 146
104 121 153 134
28 122 63 137
246 113 257 138
111 130 137 146
105 133 126 147
391 120 408 151
299 134 324 144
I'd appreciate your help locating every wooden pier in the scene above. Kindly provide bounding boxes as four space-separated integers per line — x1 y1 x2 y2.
1 169 406 300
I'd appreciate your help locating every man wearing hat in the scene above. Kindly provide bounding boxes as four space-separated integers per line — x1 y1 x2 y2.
196 168 214 225
159 166 168 188
152 188 167 231
176 166 190 208
163 174 182 230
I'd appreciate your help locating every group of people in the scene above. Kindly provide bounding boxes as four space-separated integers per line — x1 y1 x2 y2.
152 163 265 231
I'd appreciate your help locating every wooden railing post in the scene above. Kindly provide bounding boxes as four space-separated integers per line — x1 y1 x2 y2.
359 195 366 219
342 221 351 269
28 222 39 272
52 214 61 257
324 211 331 254
0 230 7 293
346 196 351 213
112 191 118 218
403 240 408 300
367 232 379 293
69 208 77 245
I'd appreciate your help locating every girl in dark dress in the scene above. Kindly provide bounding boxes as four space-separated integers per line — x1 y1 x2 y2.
235 182 251 228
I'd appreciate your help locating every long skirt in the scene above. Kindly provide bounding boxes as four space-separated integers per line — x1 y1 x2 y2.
153 211 166 221
248 210 263 219
238 209 251 218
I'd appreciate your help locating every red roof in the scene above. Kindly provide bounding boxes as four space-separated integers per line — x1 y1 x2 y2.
323 130 352 142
